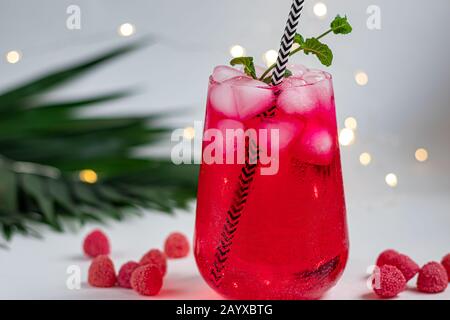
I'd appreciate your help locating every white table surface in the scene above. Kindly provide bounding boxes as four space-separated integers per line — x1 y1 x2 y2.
1 190 449 300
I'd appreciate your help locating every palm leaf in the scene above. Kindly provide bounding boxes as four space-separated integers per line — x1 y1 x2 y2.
0 39 151 109
0 39 199 241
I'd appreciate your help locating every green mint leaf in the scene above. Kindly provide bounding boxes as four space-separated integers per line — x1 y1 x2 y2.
284 69 293 78
302 38 333 67
294 34 305 45
331 15 352 35
230 57 257 79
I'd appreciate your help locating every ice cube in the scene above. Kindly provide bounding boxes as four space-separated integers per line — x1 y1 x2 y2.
279 77 307 90
212 65 246 83
307 68 325 75
288 64 308 77
229 77 275 120
259 117 304 151
293 123 334 165
216 119 245 159
314 78 334 107
303 70 326 85
216 118 244 131
209 82 239 118
277 84 319 116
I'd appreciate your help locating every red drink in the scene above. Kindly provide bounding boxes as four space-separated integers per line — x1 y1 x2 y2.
195 65 348 299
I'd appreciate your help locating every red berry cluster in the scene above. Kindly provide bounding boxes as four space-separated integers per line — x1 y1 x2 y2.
84 229 190 296
372 249 449 298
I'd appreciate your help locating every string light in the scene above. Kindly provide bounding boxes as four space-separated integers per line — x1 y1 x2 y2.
359 152 372 166
118 23 135 37
415 148 428 162
183 126 195 140
355 71 369 86
6 50 21 64
291 43 301 52
313 2 328 18
344 117 358 130
263 49 278 67
79 169 98 184
230 45 246 58
385 173 398 188
339 128 355 146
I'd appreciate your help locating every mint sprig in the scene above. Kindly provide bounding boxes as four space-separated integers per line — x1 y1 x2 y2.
294 34 305 45
330 15 352 35
230 57 257 79
302 38 333 67
256 15 353 81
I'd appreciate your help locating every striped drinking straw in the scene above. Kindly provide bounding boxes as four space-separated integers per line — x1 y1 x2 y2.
209 0 305 288
271 0 305 86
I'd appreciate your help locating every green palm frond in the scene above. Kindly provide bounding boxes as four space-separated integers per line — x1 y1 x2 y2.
0 39 198 241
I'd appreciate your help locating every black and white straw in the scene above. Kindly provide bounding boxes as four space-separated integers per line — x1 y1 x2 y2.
271 0 305 86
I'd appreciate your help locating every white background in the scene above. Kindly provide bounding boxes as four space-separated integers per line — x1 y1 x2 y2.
0 0 449 299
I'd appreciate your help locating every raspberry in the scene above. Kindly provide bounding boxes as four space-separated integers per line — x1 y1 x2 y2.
164 232 190 259
83 229 110 258
140 249 167 276
376 249 399 267
389 254 420 281
372 265 406 298
88 255 116 288
441 254 450 280
417 262 448 293
130 265 163 296
117 261 140 289
376 250 419 282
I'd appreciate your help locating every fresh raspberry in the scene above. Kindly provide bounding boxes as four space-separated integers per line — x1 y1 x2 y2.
140 249 167 276
88 255 116 288
117 261 140 289
441 254 450 280
130 265 163 296
376 250 419 282
376 249 399 267
83 229 110 258
372 265 406 298
417 262 448 293
164 232 190 259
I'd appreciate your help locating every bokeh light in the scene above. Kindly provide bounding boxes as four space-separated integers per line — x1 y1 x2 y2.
385 173 398 188
339 128 355 146
415 148 428 162
118 23 135 37
6 50 21 64
183 126 196 140
230 45 246 58
359 152 372 166
263 49 278 67
355 71 369 86
313 2 328 18
291 43 301 52
79 169 98 184
344 117 358 130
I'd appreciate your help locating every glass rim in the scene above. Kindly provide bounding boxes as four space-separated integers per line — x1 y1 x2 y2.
209 71 333 89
